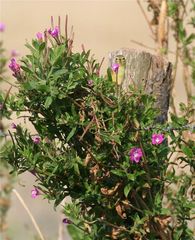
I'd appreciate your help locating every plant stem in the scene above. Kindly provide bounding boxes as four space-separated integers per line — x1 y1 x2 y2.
139 140 153 206
116 72 119 98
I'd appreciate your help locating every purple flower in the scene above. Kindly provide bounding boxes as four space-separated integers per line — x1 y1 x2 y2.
36 32 43 41
48 26 59 38
11 123 17 129
31 188 40 199
9 58 20 73
62 218 72 224
129 147 143 163
87 79 93 87
111 63 119 73
0 23 5 32
32 136 41 144
152 133 164 145
11 49 20 57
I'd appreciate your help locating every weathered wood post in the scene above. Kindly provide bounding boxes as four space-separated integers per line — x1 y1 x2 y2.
109 48 172 122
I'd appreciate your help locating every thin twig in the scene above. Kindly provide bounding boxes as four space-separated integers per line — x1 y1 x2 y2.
136 0 155 37
131 40 158 52
12 189 45 240
131 39 175 55
182 64 192 107
139 140 153 205
3 86 12 107
0 78 18 88
97 57 105 76
99 219 131 234
65 15 68 40
79 117 94 141
58 16 63 43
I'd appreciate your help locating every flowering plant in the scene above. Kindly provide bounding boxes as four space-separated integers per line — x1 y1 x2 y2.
2 18 195 240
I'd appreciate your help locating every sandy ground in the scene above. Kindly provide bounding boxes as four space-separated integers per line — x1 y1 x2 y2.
0 0 194 239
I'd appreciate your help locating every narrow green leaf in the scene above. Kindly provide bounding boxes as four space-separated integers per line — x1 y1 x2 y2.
39 42 46 53
44 96 53 109
73 163 80 175
66 127 77 142
127 173 135 181
124 184 132 198
178 22 186 43
23 81 38 90
25 42 36 54
52 68 67 80
111 169 125 177
21 66 33 74
185 33 195 45
32 39 39 50
181 145 193 158
173 229 183 240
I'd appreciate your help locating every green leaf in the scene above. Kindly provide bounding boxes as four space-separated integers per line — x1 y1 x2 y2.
181 145 193 158
44 96 53 109
178 22 186 43
183 201 195 209
25 42 36 54
67 225 92 240
51 45 65 65
39 42 46 52
168 1 178 16
127 173 136 181
107 68 113 82
66 127 77 142
185 33 195 45
173 229 183 240
124 183 132 198
23 81 38 90
161 208 171 215
52 68 67 80
111 134 121 145
111 169 125 177
32 39 39 50
154 192 162 207
21 66 33 74
73 163 80 175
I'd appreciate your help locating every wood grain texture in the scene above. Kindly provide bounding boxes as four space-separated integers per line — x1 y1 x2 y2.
109 48 172 122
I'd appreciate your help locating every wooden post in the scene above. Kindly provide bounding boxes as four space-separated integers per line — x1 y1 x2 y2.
109 48 172 122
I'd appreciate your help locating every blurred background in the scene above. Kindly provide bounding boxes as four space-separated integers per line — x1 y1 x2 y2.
0 0 192 239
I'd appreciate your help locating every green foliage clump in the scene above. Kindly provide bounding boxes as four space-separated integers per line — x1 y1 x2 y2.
2 22 195 240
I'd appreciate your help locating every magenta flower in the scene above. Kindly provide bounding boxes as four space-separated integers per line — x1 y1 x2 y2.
11 123 17 129
11 49 20 57
36 32 43 41
62 218 72 224
111 63 119 73
9 58 20 73
129 147 143 163
152 133 164 145
32 136 41 144
48 26 59 38
87 79 93 87
0 23 5 32
31 188 40 199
